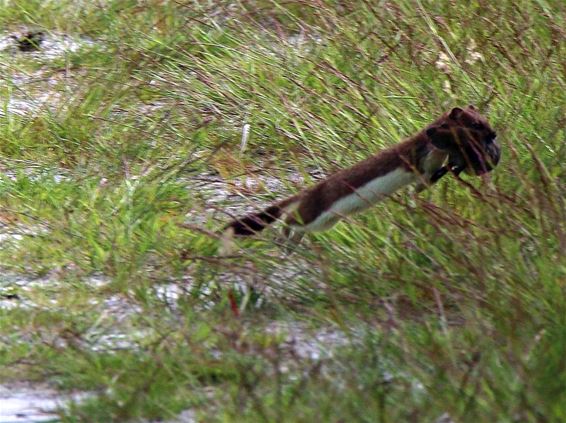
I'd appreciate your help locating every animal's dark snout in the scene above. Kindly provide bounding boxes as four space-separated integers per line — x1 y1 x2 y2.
487 139 501 168
474 138 501 175
456 135 501 176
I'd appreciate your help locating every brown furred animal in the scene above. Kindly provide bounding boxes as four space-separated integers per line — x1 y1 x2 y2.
225 106 500 238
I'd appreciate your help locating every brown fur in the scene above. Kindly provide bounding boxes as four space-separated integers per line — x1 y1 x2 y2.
225 106 499 236
287 135 432 227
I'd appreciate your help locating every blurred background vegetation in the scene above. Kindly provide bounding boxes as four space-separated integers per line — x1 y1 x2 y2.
0 0 564 421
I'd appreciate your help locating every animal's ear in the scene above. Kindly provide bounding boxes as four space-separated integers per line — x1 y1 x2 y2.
449 107 464 120
426 126 452 150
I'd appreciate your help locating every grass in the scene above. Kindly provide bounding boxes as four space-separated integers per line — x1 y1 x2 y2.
0 0 564 421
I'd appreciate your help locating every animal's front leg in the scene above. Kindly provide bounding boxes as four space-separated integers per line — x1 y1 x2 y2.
415 166 450 193
450 165 466 176
415 163 468 193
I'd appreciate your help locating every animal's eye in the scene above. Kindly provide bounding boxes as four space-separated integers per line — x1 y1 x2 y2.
471 122 483 129
440 123 449 129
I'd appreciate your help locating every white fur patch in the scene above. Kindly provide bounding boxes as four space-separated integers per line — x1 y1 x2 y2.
422 150 448 176
298 168 416 232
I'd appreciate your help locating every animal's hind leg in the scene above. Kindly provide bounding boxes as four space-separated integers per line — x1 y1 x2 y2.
217 227 235 256
279 225 305 254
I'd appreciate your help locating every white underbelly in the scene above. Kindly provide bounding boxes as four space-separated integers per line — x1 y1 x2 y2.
299 168 416 232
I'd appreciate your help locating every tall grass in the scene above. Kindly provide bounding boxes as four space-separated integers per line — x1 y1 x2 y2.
0 0 564 421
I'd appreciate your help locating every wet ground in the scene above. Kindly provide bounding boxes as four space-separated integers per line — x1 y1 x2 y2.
0 384 197 422
0 29 95 119
0 383 82 423
0 267 349 420
0 148 335 420
0 24 346 421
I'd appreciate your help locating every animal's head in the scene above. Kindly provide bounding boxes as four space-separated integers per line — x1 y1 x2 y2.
426 105 500 175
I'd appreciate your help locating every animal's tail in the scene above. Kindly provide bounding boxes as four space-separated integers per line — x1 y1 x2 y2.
225 197 297 236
